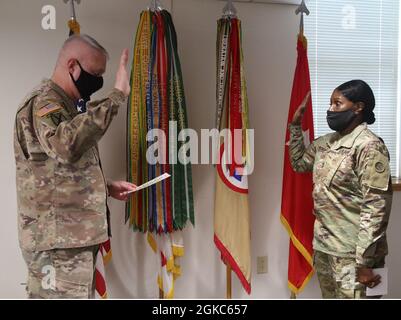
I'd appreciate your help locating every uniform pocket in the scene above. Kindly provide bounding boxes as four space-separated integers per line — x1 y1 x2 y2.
323 152 350 188
49 247 95 299
333 257 356 290
51 279 90 299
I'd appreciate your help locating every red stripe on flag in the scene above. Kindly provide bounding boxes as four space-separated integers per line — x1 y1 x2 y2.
161 251 167 267
95 269 107 297
214 234 251 294
102 239 111 253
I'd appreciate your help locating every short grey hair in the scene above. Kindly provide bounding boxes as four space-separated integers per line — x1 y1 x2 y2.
63 34 109 59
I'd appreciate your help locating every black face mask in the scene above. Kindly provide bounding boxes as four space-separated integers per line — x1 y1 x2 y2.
70 60 103 102
326 109 357 132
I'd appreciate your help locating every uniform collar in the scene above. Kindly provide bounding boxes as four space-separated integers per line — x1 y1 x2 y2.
42 78 78 117
331 123 367 150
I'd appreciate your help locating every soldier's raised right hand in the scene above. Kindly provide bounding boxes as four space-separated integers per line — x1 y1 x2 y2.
292 91 311 125
114 49 131 97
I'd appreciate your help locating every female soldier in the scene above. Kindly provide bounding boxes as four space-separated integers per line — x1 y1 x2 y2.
289 80 392 299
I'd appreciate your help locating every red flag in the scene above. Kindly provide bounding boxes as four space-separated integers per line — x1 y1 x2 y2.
280 34 315 294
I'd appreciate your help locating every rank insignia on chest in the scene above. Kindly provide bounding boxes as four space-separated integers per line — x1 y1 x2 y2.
49 112 67 126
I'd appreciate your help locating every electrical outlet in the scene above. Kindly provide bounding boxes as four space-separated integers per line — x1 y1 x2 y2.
257 256 268 274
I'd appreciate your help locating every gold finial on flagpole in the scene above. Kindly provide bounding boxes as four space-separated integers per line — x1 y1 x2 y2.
63 0 81 35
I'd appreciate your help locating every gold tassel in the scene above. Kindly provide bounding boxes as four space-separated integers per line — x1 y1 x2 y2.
68 18 80 35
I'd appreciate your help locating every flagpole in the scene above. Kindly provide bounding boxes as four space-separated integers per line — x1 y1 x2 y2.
286 0 310 300
221 1 246 299
159 288 163 299
63 0 80 20
63 0 81 36
223 0 235 301
291 0 307 301
226 265 232 299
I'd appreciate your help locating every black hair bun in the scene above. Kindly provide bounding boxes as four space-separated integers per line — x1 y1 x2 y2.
365 111 376 125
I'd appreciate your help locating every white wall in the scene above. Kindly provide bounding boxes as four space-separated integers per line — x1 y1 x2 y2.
0 0 400 299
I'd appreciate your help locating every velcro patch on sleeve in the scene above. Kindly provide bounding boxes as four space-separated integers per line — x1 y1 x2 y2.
367 151 390 191
36 104 63 117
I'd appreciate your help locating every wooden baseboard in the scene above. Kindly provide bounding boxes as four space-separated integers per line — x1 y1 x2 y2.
392 177 401 191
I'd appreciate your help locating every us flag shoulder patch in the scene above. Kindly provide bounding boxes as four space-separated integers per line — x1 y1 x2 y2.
36 104 63 117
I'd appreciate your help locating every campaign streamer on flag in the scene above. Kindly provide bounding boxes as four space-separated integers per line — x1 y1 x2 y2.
214 17 252 295
126 8 194 298
280 33 315 294
126 9 194 233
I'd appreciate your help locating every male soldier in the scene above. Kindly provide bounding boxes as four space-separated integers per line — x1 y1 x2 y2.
14 34 135 298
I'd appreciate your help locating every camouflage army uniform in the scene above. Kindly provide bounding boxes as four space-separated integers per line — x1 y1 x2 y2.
289 123 392 299
21 245 99 299
14 79 125 298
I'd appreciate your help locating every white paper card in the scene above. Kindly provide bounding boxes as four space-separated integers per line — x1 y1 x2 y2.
366 267 388 296
127 173 171 194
